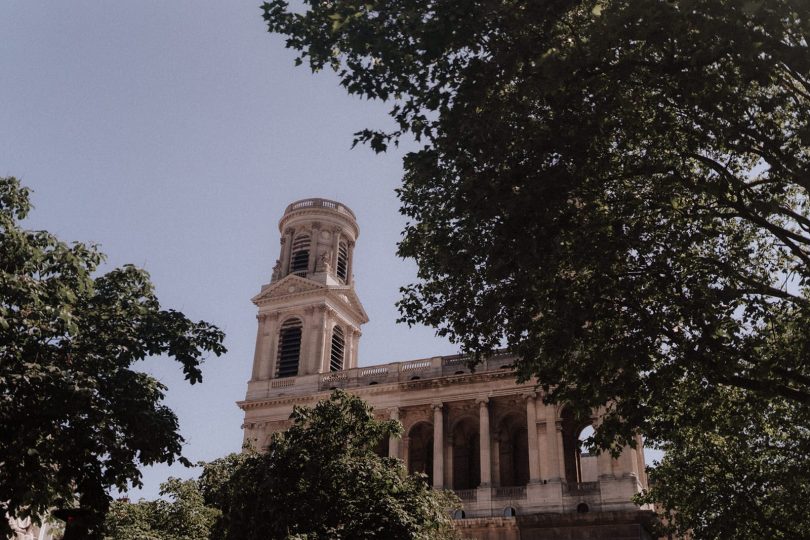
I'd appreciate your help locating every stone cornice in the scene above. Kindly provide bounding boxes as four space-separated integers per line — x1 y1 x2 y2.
238 369 534 412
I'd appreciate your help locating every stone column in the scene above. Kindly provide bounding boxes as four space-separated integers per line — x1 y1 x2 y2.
538 422 549 480
300 306 315 373
251 314 265 380
597 449 614 478
308 223 320 274
492 436 501 487
348 329 361 369
544 404 561 481
594 411 614 478
557 424 567 480
257 314 278 380
477 397 491 487
635 434 648 487
264 314 279 379
619 446 640 479
316 307 329 372
525 393 541 483
445 435 454 488
343 328 356 370
332 227 342 269
433 403 444 489
346 240 355 284
389 407 400 459
279 227 293 277
402 436 410 471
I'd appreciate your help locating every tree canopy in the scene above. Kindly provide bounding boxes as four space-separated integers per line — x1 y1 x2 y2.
261 0 810 534
211 391 458 540
0 177 226 538
637 383 810 539
104 477 219 540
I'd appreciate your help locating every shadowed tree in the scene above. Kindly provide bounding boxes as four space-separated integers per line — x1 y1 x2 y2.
0 177 226 538
210 391 459 540
259 1 810 535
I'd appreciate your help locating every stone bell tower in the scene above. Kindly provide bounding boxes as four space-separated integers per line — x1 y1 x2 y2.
248 198 368 382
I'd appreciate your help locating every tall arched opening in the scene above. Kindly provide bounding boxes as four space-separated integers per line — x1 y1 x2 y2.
408 422 433 485
451 417 480 490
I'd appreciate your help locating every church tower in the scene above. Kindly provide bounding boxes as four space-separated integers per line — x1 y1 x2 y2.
248 198 368 382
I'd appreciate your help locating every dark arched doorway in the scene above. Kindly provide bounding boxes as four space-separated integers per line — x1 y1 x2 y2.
452 417 480 489
408 422 433 485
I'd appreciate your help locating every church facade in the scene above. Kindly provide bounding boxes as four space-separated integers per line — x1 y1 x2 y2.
239 198 657 539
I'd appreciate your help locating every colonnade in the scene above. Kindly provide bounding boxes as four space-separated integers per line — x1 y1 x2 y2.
386 394 633 491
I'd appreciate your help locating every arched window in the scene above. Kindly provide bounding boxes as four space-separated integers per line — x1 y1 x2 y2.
276 318 302 378
561 407 596 483
578 425 598 482
336 241 348 281
497 415 529 487
329 326 345 372
374 437 390 458
452 417 480 490
289 234 310 276
408 422 434 485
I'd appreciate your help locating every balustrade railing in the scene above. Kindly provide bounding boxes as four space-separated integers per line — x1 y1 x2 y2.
255 350 518 396
401 360 431 372
360 366 388 377
563 481 599 495
284 198 356 219
493 486 527 500
453 489 478 502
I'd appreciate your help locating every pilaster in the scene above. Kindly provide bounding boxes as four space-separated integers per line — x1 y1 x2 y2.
544 404 561 482
433 403 444 488
525 392 541 483
389 407 400 459
477 397 491 487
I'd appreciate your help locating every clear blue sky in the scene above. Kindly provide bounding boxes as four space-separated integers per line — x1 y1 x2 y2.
1 0 459 499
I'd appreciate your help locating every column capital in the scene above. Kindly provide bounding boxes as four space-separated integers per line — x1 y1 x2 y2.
524 391 538 401
476 396 490 406
431 402 444 411
389 407 400 419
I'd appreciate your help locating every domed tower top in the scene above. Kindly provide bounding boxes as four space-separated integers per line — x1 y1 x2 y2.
250 198 367 382
273 198 359 285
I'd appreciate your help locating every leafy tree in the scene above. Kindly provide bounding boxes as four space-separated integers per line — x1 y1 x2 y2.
261 0 810 436
0 177 226 538
104 478 219 540
211 391 459 540
638 383 810 538
260 0 810 533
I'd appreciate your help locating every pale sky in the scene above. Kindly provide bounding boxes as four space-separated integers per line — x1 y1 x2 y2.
1 1 458 499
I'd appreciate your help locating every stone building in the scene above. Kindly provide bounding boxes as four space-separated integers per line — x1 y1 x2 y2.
239 198 657 539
